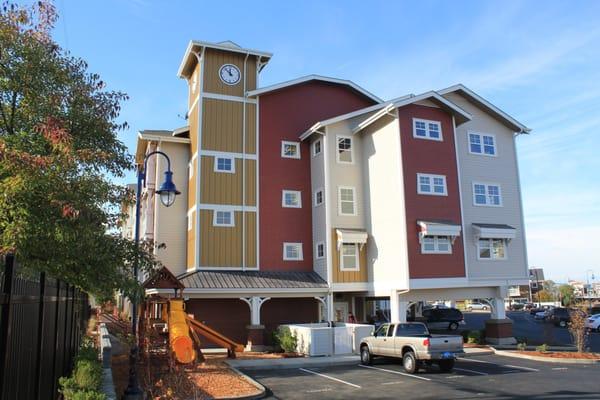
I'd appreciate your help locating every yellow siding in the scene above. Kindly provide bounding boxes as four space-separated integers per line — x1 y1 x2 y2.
202 99 256 154
199 210 256 268
332 229 368 283
203 49 257 96
200 156 255 206
187 210 196 270
188 102 199 155
188 157 196 209
188 63 201 110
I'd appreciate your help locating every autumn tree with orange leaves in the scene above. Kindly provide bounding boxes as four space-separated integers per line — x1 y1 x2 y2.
0 1 159 300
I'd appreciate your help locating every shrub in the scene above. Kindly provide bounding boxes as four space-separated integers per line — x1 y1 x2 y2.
515 336 528 345
568 309 589 353
59 338 106 400
272 326 298 353
516 342 527 351
536 344 549 353
461 330 470 342
467 330 482 344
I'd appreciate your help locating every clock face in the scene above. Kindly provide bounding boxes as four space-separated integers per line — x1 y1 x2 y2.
219 64 241 85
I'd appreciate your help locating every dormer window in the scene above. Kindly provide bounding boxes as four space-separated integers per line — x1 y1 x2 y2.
413 118 442 141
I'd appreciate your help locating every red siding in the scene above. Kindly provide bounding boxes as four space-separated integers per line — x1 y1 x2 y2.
259 81 374 271
398 104 466 279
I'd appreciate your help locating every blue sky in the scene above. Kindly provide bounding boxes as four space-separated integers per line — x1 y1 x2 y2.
48 0 600 283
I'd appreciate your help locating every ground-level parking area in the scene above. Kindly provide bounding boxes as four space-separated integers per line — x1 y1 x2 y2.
243 355 600 399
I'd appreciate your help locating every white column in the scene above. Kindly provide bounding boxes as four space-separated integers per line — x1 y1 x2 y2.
326 293 334 322
389 290 408 323
240 297 270 325
491 297 506 320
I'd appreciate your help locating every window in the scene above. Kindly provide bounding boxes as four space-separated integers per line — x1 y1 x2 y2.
421 236 452 254
338 187 356 215
417 173 447 196
316 242 325 259
282 190 302 208
386 324 396 337
313 139 322 156
413 118 442 141
473 183 502 206
336 136 353 163
340 243 359 271
468 132 496 156
214 156 235 173
314 189 324 207
281 141 300 159
283 243 303 261
478 238 507 260
213 210 234 227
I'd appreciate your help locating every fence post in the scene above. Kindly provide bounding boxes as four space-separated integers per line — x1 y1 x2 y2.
50 280 61 399
0 254 16 400
34 272 46 400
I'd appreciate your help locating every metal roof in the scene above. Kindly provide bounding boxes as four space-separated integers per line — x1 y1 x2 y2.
472 223 516 230
178 270 328 290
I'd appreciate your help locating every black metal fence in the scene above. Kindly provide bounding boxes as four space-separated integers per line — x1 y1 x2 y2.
0 254 90 400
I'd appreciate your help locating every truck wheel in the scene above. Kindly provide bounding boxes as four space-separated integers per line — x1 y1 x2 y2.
483 306 488 310
448 322 459 331
360 346 372 365
467 307 473 312
403 351 418 374
559 320 567 328
439 359 455 372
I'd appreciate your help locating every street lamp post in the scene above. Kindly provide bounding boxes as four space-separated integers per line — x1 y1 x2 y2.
586 269 595 313
123 151 180 400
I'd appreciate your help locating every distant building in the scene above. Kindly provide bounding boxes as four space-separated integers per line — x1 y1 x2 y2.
529 268 545 294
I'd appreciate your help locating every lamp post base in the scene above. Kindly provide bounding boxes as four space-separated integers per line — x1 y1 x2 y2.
122 346 143 400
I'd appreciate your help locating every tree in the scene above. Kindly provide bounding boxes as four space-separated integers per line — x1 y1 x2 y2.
0 1 158 300
536 290 554 302
559 284 575 307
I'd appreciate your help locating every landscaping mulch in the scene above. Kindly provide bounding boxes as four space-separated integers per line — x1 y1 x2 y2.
513 351 600 359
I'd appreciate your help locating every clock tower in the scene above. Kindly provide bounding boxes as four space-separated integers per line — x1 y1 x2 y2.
177 40 272 271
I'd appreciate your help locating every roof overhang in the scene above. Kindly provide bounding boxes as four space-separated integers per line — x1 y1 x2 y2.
438 84 531 134
417 220 462 243
136 130 191 163
473 223 516 240
247 74 383 104
177 40 273 79
336 229 368 250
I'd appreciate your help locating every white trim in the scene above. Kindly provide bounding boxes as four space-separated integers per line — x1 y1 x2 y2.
203 91 257 104
201 149 256 160
212 210 235 227
412 118 443 141
194 48 205 270
452 116 469 279
438 84 530 133
335 135 354 164
467 131 498 157
146 287 328 297
312 138 322 157
314 188 324 207
420 236 452 254
198 203 257 212
138 131 191 144
408 277 469 289
323 128 333 286
513 133 529 281
331 282 370 292
213 156 235 173
316 241 325 259
351 103 397 134
188 95 199 113
472 182 503 207
477 238 508 261
416 173 448 196
340 243 360 271
473 225 516 240
283 242 303 261
337 186 357 216
256 95 260 270
247 74 383 103
282 190 302 208
281 141 301 159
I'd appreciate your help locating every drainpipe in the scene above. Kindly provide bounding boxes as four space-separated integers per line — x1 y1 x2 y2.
242 51 249 271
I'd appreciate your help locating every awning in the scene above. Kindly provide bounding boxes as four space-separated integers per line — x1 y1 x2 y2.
417 220 462 243
336 229 368 250
473 223 516 240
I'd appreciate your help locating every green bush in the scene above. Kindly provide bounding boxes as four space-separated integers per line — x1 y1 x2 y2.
467 330 482 344
536 344 549 353
515 336 528 345
272 326 298 353
516 342 527 351
59 338 106 400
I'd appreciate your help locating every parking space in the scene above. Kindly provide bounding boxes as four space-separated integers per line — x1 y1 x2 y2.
243 355 600 399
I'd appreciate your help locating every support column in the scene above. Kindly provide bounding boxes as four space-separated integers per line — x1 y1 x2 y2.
326 293 334 322
485 287 516 345
241 297 270 351
389 290 408 323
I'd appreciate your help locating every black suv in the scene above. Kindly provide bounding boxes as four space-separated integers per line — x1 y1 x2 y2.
546 307 580 327
420 307 464 331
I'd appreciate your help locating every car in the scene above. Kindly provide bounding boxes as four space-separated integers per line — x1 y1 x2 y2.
420 307 465 331
546 307 584 327
584 314 600 332
531 305 553 317
534 310 548 320
510 303 525 311
467 302 489 311
359 322 464 373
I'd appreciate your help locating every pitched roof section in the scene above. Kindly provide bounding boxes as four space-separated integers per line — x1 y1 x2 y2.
246 74 383 104
299 91 472 140
438 84 531 134
178 40 273 78
178 270 328 290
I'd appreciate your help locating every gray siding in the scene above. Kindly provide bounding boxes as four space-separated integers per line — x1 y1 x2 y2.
310 135 327 280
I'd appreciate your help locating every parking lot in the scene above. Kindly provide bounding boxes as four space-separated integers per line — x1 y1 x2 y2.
243 354 600 399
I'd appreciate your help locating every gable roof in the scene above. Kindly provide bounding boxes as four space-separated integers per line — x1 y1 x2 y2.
246 74 383 104
438 84 530 134
299 91 472 140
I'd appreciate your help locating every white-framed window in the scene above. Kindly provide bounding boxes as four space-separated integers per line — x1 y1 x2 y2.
316 242 325 259
281 141 300 159
468 132 497 156
417 173 447 196
283 242 303 261
336 135 353 163
413 118 442 141
214 156 235 173
313 139 322 157
338 186 356 215
421 236 452 254
340 243 359 271
213 210 234 227
478 238 507 260
282 190 302 208
314 189 324 207
473 182 502 206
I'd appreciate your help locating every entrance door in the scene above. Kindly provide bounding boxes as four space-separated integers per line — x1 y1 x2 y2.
334 302 349 322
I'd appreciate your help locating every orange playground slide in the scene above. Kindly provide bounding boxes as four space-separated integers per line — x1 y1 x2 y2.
186 316 245 357
168 299 197 364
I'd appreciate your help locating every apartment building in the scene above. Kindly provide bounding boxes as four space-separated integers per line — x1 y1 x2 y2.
132 39 530 348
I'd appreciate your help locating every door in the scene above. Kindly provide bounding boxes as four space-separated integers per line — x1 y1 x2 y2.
371 323 389 354
334 302 349 323
379 324 396 356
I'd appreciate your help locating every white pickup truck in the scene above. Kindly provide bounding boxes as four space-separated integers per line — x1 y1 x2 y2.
359 322 464 373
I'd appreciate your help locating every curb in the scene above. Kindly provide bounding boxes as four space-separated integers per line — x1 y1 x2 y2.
226 357 359 371
214 365 266 400
492 348 600 364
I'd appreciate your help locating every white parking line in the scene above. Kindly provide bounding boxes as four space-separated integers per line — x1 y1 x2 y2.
357 364 432 381
458 357 495 364
503 364 540 372
453 367 489 376
552 367 568 371
299 368 361 389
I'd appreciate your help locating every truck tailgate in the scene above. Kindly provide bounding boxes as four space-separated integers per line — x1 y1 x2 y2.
429 335 463 353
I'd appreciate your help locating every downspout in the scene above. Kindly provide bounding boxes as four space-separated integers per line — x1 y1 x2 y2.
242 52 249 271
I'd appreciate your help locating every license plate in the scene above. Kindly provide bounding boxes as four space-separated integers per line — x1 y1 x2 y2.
441 352 454 359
